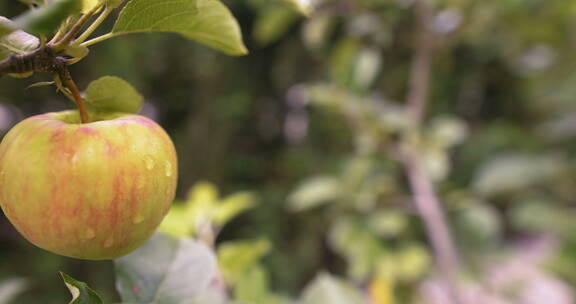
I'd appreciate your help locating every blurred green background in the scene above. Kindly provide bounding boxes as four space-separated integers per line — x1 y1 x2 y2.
3 0 576 303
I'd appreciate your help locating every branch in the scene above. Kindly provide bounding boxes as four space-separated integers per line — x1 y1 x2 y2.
402 0 463 303
406 0 435 126
0 48 89 124
0 48 58 75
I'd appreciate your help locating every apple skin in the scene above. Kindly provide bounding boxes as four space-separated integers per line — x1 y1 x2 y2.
0 110 177 260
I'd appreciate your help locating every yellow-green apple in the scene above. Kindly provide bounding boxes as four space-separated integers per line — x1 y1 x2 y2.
0 110 177 260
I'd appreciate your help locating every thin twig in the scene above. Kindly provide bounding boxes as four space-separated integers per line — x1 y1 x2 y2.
401 149 462 304
402 0 462 303
74 6 113 44
80 32 116 47
49 16 74 45
50 4 103 51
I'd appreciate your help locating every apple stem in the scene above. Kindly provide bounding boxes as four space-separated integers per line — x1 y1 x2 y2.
58 68 90 124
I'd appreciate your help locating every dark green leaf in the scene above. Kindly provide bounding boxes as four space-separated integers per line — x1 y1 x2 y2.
59 272 103 304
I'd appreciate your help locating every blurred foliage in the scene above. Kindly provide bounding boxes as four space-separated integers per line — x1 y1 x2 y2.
2 0 576 303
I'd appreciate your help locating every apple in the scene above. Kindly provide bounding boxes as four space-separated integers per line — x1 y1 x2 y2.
0 110 177 260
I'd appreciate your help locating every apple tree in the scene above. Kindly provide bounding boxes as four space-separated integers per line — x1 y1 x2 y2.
0 0 269 302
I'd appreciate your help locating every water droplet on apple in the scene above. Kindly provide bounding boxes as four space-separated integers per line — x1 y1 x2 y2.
104 237 114 248
84 228 96 240
136 178 145 190
71 153 79 170
165 161 173 177
133 213 145 224
144 155 155 170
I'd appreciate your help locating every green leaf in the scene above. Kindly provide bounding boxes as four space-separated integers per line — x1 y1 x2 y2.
253 6 299 46
0 278 28 304
160 182 256 238
115 233 217 303
282 0 314 16
159 202 197 238
329 218 384 281
472 154 564 196
14 0 82 36
159 182 219 238
107 0 126 8
0 17 39 60
0 17 16 37
64 44 89 59
82 0 101 12
233 265 268 303
301 273 367 304
233 264 285 304
213 192 256 226
217 239 271 284
112 0 248 56
59 272 103 304
288 176 340 212
392 244 431 282
84 76 143 114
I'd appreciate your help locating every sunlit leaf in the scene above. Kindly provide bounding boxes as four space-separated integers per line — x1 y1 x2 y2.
115 233 217 303
329 218 384 281
213 192 257 226
352 47 381 91
510 200 576 235
112 0 248 55
368 276 395 304
84 76 143 114
367 211 408 237
454 203 502 250
159 202 196 237
473 154 564 196
233 265 271 303
302 13 334 50
161 182 256 237
60 272 103 304
253 6 299 46
218 239 271 284
393 244 431 282
288 175 340 212
428 116 468 148
302 273 367 304
82 0 101 13
282 0 314 16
